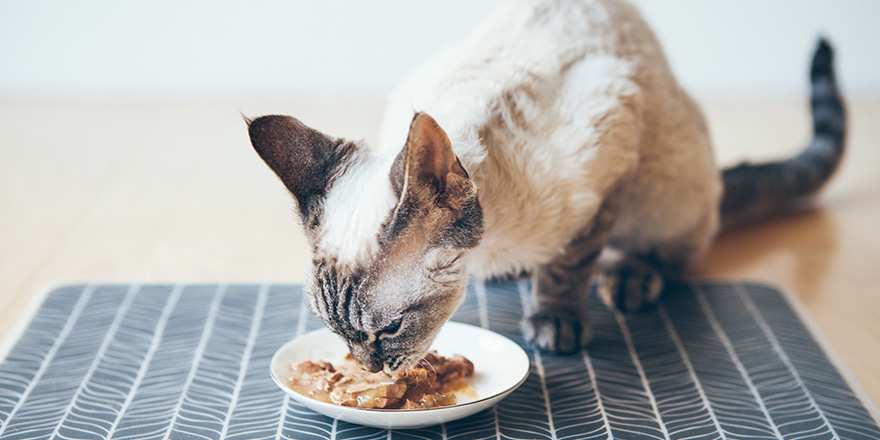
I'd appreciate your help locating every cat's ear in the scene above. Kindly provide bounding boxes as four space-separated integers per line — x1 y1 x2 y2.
387 113 483 249
247 115 353 220
390 113 471 209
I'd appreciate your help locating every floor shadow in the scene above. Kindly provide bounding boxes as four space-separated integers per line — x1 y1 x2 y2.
693 202 839 303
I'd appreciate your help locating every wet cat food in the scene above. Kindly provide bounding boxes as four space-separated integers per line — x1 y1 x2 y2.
286 351 475 409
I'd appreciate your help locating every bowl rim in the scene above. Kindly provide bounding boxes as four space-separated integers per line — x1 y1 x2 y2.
269 321 531 413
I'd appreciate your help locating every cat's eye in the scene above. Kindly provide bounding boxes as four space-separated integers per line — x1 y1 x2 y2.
377 317 403 338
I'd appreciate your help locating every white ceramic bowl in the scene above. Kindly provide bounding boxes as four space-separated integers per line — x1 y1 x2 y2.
270 321 530 429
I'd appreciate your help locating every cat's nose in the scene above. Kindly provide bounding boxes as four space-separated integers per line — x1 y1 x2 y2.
364 360 384 373
348 345 385 372
355 355 383 373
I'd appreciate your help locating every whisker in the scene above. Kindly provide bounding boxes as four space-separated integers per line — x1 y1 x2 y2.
420 356 438 377
402 358 416 387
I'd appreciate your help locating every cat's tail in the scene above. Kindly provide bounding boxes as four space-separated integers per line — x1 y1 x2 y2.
720 37 846 230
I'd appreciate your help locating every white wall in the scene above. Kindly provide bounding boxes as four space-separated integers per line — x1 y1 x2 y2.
0 0 877 98
632 0 880 96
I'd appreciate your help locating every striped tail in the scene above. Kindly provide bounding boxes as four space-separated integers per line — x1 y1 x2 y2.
720 38 846 229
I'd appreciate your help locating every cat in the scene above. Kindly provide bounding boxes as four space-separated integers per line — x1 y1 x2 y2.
246 0 845 373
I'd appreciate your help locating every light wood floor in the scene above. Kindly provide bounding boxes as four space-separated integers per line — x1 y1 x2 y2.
1 97 878 408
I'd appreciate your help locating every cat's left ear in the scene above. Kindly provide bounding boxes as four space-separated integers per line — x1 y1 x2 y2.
247 114 354 223
390 113 472 210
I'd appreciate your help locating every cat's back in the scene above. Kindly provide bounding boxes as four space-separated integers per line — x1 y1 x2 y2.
378 0 662 158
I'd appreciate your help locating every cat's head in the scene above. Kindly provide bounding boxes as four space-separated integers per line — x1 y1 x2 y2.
248 112 482 372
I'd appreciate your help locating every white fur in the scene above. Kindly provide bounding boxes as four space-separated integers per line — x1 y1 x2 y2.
325 0 722 277
318 148 396 265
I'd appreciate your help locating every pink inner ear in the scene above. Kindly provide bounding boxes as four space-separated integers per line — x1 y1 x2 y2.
407 113 468 194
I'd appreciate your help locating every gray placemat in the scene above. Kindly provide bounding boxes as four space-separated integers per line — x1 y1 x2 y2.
0 281 878 439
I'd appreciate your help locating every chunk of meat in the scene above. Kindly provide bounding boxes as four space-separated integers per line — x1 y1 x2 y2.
332 381 407 409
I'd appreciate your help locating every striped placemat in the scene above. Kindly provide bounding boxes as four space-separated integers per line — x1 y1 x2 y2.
0 281 878 439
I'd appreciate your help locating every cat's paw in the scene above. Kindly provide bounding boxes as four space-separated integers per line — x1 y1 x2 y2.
594 257 664 312
522 308 593 353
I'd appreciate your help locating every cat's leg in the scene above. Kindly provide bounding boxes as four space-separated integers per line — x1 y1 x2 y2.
596 207 718 312
592 251 668 312
523 197 620 353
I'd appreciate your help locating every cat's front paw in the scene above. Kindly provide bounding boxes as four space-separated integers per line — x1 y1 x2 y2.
522 308 592 353
594 257 664 312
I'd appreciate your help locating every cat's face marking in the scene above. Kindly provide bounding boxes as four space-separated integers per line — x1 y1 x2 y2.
249 113 483 372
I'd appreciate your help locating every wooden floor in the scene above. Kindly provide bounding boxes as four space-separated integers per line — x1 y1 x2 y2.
1 97 878 408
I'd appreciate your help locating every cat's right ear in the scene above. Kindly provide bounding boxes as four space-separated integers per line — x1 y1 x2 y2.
247 115 353 221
